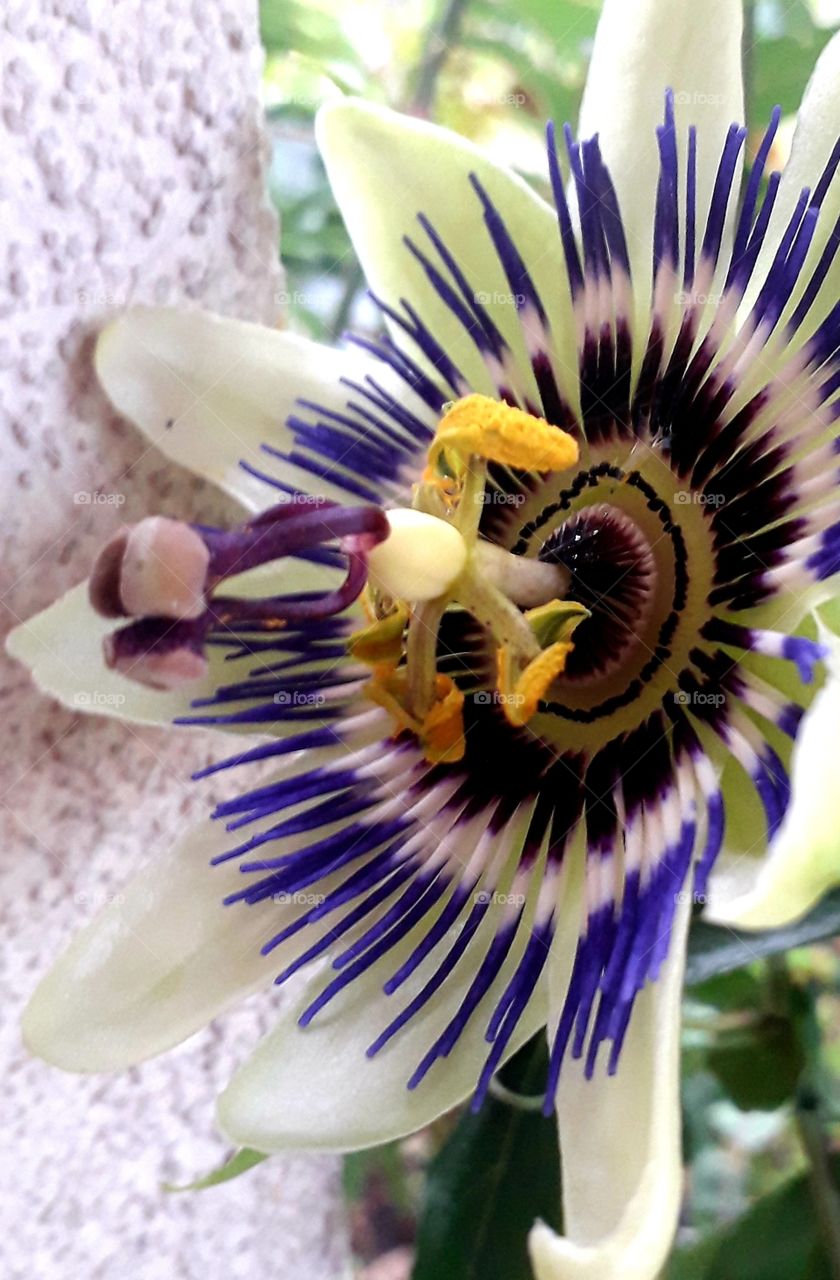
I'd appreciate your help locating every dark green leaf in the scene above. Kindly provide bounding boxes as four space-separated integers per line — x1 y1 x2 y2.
666 1161 840 1280
162 1148 268 1193
689 969 764 1012
685 890 840 986
707 1014 804 1111
752 32 833 124
344 1142 412 1212
412 1036 561 1280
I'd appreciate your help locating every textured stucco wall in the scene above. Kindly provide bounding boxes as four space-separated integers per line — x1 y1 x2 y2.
0 2 349 1276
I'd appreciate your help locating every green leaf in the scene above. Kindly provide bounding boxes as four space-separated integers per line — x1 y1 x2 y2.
472 0 599 56
412 1035 561 1280
260 0 361 64
162 1148 268 1193
665 1162 840 1280
707 1014 804 1111
689 969 764 1012
344 1141 412 1212
666 1234 725 1280
685 890 840 986
752 32 833 123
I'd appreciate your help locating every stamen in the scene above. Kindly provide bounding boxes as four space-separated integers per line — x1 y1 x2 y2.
496 602 589 727
427 393 578 479
365 669 466 764
88 498 389 689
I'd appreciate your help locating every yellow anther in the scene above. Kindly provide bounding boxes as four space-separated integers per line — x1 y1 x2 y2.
427 393 578 477
364 669 420 737
494 602 589 728
349 602 409 668
502 641 577 727
364 669 465 764
420 675 466 763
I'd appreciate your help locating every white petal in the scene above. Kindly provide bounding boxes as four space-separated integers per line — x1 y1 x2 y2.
580 0 744 303
95 307 379 510
217 920 548 1153
747 31 840 328
6 560 340 728
707 672 840 930
316 99 577 411
529 895 690 1280
6 581 214 725
22 814 288 1072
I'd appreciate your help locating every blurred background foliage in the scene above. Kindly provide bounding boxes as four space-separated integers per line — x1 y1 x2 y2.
261 0 840 341
255 1 840 1276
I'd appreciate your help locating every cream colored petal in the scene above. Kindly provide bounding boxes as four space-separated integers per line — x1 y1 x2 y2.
217 921 548 1153
580 0 744 306
316 99 577 412
529 895 690 1280
7 581 217 725
707 673 840 930
95 306 397 510
22 814 291 1072
746 31 840 329
6 556 342 728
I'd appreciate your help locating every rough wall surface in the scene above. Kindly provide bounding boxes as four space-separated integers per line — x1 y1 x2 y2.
0 2 349 1277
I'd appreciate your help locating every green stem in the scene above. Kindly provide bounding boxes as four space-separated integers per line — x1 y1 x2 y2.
410 0 471 115
329 0 472 335
456 566 542 661
329 261 364 341
406 597 446 718
797 1100 840 1280
770 958 840 1279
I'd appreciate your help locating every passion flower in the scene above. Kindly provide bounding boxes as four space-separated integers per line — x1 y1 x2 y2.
11 3 840 1278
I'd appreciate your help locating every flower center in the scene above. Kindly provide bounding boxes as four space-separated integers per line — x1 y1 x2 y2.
354 395 590 759
539 504 657 683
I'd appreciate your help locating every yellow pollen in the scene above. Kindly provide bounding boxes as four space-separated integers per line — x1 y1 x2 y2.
426 393 578 479
364 669 465 764
349 602 409 668
495 601 589 728
498 640 576 727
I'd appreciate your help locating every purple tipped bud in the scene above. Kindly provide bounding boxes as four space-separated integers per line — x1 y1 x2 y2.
87 497 389 690
103 618 209 690
120 517 210 620
89 517 210 622
88 528 130 619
